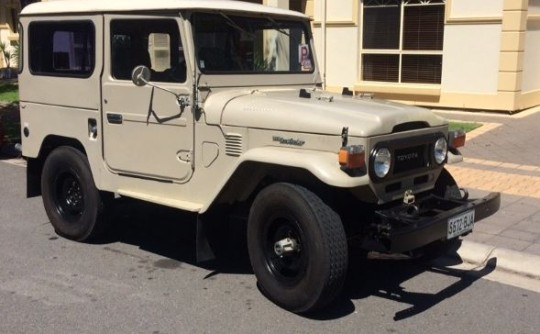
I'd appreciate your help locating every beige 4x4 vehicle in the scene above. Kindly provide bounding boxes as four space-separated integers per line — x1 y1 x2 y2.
19 0 500 313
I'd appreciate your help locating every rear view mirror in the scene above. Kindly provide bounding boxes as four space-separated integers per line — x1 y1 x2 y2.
131 65 151 87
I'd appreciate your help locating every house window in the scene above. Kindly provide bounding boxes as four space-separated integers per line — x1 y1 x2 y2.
361 0 445 84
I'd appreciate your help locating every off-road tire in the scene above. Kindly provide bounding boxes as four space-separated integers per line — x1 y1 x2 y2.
247 182 348 313
41 146 108 242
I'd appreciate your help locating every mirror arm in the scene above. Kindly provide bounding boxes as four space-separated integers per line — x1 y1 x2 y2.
141 80 181 100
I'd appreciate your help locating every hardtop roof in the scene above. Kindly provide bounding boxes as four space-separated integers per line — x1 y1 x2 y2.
20 0 308 19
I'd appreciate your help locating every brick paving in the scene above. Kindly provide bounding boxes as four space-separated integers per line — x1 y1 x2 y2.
435 107 540 256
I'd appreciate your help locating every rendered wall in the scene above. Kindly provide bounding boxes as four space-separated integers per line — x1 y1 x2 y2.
450 0 503 17
309 0 540 112
523 1 540 93
0 0 21 68
522 20 540 92
442 1 503 95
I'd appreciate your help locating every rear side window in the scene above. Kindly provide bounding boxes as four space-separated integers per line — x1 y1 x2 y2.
29 21 95 77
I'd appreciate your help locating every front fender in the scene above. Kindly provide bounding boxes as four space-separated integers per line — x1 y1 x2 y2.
200 147 369 213
239 147 369 188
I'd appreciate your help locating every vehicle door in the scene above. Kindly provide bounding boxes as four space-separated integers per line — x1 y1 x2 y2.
102 15 193 182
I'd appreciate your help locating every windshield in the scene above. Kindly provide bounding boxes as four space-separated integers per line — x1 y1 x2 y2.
192 13 314 74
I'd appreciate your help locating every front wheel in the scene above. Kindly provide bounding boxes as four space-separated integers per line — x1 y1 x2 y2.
247 183 348 313
41 146 109 242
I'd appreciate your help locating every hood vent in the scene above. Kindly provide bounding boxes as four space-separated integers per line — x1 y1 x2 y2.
225 134 243 157
392 121 429 133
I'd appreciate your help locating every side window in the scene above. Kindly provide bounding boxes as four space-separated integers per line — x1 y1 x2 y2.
28 21 95 77
110 19 186 83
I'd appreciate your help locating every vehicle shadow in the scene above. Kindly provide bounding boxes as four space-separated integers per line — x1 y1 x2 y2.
98 198 497 321
335 253 495 321
102 197 252 275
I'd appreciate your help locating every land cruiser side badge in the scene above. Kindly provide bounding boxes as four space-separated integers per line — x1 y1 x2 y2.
273 136 305 146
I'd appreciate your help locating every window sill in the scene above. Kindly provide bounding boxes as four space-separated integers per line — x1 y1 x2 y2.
354 82 441 97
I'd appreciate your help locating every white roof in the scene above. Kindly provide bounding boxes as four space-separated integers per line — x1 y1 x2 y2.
21 0 307 19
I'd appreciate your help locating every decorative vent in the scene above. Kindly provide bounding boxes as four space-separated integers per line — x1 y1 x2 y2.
225 134 243 157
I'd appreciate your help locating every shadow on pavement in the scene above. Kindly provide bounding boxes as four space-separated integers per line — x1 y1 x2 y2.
100 198 252 275
78 197 497 320
341 254 496 321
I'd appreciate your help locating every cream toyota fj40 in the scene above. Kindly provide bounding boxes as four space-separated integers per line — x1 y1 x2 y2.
19 0 500 313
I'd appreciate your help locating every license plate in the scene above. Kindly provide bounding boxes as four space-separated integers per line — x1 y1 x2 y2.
447 210 475 239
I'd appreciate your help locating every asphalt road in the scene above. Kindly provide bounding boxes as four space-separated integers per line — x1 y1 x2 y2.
1 160 540 334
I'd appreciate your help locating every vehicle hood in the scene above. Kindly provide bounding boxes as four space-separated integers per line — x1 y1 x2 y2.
203 89 447 137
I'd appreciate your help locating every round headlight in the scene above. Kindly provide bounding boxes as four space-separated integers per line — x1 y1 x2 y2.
374 148 391 178
434 137 448 165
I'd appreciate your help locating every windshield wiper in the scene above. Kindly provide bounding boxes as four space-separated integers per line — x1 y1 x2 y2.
265 16 291 37
219 12 255 38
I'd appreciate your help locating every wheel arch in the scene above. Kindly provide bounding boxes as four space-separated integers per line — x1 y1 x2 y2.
208 161 336 212
201 147 370 213
26 135 88 198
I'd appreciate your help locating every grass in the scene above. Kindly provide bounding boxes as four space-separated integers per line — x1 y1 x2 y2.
0 82 19 104
449 121 482 133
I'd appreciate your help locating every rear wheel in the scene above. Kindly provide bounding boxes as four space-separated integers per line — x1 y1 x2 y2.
247 183 348 313
41 146 109 242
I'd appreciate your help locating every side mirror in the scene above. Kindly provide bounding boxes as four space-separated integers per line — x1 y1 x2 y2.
131 65 151 87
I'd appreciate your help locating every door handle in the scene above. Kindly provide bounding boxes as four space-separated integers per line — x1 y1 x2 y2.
107 113 123 124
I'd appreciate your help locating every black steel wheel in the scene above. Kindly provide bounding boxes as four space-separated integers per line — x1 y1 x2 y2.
247 183 348 313
41 146 109 241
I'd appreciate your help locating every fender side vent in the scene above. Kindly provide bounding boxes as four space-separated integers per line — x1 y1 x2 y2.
225 134 243 157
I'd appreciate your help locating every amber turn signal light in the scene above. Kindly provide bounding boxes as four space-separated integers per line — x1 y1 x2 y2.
448 130 466 148
339 145 366 169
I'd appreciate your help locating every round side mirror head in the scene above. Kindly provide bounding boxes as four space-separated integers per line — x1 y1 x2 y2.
131 65 151 87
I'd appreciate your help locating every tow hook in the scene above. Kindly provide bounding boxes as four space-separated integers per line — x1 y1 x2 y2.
403 190 419 216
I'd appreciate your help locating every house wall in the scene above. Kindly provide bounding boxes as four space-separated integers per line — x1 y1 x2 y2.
523 0 540 93
307 0 540 113
0 0 21 68
9 0 540 112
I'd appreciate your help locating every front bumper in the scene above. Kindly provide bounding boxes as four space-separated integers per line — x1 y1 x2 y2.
365 192 501 253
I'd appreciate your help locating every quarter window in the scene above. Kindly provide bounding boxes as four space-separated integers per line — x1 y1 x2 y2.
29 21 95 77
361 0 445 84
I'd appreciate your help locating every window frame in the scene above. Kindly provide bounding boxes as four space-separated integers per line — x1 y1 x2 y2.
360 0 445 85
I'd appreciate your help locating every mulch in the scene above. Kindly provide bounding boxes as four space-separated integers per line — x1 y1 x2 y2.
0 101 20 146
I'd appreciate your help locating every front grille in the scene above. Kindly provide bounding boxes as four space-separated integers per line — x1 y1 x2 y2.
370 132 444 183
393 145 427 174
